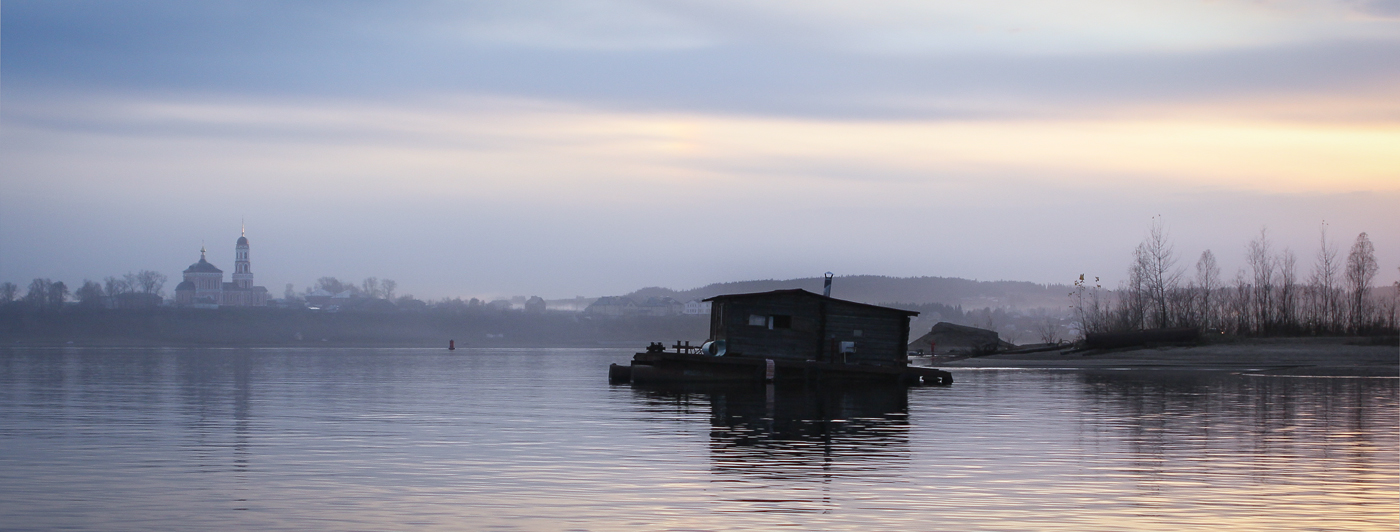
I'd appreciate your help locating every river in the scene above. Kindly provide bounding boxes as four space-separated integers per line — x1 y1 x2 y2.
1 347 1395 531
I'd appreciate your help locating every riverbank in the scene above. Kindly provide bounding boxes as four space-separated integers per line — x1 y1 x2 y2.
931 337 1398 376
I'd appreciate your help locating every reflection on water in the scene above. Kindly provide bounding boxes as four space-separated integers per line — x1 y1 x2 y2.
0 348 1395 531
634 382 911 513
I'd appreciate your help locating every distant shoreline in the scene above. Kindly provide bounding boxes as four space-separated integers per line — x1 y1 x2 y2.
1 339 645 349
933 337 1399 377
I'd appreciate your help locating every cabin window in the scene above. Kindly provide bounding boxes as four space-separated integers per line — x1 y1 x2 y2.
771 315 792 329
748 314 767 327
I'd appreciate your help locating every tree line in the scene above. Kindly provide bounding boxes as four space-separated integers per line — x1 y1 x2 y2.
3 271 554 315
1 271 168 310
1072 219 1397 338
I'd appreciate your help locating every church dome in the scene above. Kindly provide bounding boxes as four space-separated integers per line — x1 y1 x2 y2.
237 236 248 246
185 256 223 274
175 280 196 291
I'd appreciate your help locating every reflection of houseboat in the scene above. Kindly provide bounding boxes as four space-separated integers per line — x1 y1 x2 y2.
630 380 912 485
610 287 952 385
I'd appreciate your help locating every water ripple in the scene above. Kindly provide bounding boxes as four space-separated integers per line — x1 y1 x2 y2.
0 347 1394 531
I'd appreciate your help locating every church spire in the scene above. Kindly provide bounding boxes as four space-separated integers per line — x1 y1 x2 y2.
233 222 253 286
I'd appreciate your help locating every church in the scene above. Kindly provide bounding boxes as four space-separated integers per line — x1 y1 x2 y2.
174 228 270 307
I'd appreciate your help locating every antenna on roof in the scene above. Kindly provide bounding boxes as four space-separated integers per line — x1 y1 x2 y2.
823 272 834 297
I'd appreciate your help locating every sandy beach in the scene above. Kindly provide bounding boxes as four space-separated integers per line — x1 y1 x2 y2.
931 337 1399 377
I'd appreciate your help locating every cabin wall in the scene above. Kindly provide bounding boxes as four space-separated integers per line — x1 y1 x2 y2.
818 301 908 366
711 295 824 361
710 295 910 366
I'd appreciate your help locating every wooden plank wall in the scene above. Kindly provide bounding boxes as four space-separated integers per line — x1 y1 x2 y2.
710 293 910 366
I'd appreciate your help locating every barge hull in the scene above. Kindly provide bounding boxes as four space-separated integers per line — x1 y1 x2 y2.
621 351 951 386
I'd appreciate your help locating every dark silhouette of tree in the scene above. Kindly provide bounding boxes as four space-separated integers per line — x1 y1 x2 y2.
361 277 380 298
315 277 350 294
104 276 131 297
1278 249 1299 332
0 282 17 304
1307 222 1342 332
75 280 106 308
132 270 167 295
1246 228 1276 333
47 281 68 308
380 279 397 301
1345 232 1379 332
24 279 51 308
1195 250 1220 330
1141 217 1181 329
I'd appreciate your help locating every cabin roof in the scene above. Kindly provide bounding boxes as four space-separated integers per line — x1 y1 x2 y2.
703 289 919 316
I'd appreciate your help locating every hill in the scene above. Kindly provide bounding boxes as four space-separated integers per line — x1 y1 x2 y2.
623 275 1071 310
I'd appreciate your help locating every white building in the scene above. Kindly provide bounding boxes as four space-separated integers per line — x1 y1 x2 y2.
174 227 270 308
683 299 712 315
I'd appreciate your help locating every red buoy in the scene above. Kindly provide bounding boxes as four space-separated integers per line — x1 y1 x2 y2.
449 340 455 351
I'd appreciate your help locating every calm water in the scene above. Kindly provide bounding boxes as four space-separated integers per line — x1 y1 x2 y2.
0 347 1395 531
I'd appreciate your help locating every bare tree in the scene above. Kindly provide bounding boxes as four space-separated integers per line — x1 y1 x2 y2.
1345 232 1379 332
75 280 106 308
1034 317 1060 344
1070 274 1110 338
1139 218 1182 329
1383 268 1400 333
315 277 348 294
133 270 167 296
103 276 131 297
1230 269 1251 334
1391 267 1400 332
1122 244 1150 330
1308 222 1342 332
1246 228 1276 333
0 282 17 303
24 279 50 308
284 284 296 300
1278 249 1298 333
1195 250 1221 330
361 277 381 299
380 279 397 301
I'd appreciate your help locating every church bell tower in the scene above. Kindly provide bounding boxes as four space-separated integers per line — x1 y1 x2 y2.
233 223 253 289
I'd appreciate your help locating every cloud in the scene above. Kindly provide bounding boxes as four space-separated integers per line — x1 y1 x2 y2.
3 1 1398 296
5 1 1398 122
1346 0 1400 17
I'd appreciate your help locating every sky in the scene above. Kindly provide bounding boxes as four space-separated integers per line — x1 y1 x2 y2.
3 0 1398 301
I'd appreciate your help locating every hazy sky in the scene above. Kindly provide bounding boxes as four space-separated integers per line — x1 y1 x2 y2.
3 1 1398 300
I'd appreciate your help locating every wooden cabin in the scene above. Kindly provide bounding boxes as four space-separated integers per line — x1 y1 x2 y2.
703 289 918 367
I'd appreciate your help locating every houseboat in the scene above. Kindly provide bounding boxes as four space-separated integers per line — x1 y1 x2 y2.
609 287 952 386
